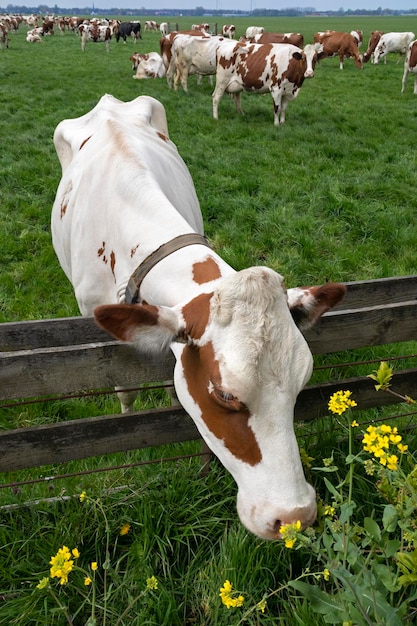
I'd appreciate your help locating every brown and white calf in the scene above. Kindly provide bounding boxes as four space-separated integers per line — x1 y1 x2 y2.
80 22 113 52
313 31 362 69
144 20 159 31
212 41 323 126
401 39 417 94
221 24 235 39
130 51 166 79
362 30 384 63
51 94 345 540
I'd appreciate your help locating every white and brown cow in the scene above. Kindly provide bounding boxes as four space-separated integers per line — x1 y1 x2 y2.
145 20 159 31
51 94 345 540
245 31 304 48
362 30 384 63
245 25 264 38
130 51 166 79
0 23 9 48
81 22 112 52
160 29 211 88
313 31 362 70
221 24 235 39
212 42 322 126
401 39 417 94
373 31 415 65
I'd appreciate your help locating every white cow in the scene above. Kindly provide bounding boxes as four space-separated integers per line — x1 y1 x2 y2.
130 52 166 79
172 34 236 92
374 31 415 64
159 22 169 36
401 39 417 94
26 28 42 42
245 25 264 38
51 94 345 540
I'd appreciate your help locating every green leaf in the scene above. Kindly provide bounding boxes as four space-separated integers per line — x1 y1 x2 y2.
385 539 401 558
289 580 348 618
382 505 398 532
364 517 381 541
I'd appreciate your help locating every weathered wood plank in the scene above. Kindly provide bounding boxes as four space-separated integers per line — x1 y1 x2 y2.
0 406 200 472
0 342 175 401
334 275 417 311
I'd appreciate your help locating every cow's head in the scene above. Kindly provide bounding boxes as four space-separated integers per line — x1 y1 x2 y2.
94 267 345 539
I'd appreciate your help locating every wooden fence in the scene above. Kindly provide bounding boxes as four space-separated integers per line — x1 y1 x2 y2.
1 275 417 473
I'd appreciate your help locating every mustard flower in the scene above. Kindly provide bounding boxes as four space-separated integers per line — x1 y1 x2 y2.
323 568 331 581
91 562 98 571
279 520 302 549
72 548 80 558
398 443 408 454
36 577 50 590
49 546 74 585
323 505 335 517
351 419 359 427
257 598 267 613
146 575 158 590
120 523 131 536
84 576 92 586
79 491 86 502
363 424 405 469
219 580 244 609
328 390 357 415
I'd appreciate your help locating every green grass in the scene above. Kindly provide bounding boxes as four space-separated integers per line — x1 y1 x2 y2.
1 15 417 625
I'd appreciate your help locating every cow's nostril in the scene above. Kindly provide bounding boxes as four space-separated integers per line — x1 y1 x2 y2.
272 519 282 534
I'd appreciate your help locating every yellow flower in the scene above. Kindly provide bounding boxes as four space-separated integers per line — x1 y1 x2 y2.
219 580 244 609
36 577 50 590
324 505 335 517
279 520 302 548
79 491 86 502
146 575 158 590
49 546 74 585
328 390 357 415
72 548 80 558
323 568 331 581
351 420 359 427
91 562 98 571
284 538 296 548
120 523 131 536
387 454 398 471
257 599 267 613
84 577 92 586
398 443 408 454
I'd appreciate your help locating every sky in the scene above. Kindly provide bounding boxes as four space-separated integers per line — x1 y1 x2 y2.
60 1 415 12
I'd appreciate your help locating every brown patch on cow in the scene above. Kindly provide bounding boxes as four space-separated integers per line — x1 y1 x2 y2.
130 243 140 258
409 41 417 68
60 201 67 218
284 52 306 87
98 242 105 258
181 292 213 340
181 341 262 465
237 44 273 90
79 136 92 150
110 250 116 278
94 303 159 341
192 257 222 285
156 131 169 142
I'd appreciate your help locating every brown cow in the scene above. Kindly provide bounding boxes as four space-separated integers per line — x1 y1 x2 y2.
362 30 384 63
314 31 362 70
246 31 304 48
401 39 417 94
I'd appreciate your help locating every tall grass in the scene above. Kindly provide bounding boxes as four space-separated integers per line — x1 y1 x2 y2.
1 15 417 625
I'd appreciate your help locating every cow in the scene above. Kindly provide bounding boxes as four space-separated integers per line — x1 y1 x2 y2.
130 52 166 79
314 31 362 70
212 42 323 126
26 28 43 42
0 23 9 48
245 26 264 38
145 20 159 31
350 29 363 47
171 34 236 92
221 24 235 39
362 30 384 63
192 23 210 34
81 23 112 52
160 22 169 36
115 21 141 44
401 39 417 94
246 31 304 48
160 29 211 88
51 93 345 540
373 31 415 65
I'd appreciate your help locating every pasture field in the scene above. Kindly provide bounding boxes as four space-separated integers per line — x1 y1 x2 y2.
1 14 417 625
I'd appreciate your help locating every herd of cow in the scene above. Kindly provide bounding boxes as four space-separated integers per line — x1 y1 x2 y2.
1 14 417 115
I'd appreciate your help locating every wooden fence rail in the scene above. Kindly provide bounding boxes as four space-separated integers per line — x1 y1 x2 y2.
1 275 417 472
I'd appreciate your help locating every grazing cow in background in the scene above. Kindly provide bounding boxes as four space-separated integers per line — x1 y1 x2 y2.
145 20 158 31
212 42 323 125
314 31 362 69
0 23 9 48
245 25 264 38
350 29 363 47
115 21 141 44
401 39 417 94
373 31 415 64
81 23 112 52
41 19 54 35
130 51 166 79
192 22 210 34
221 24 235 38
160 22 169 36
51 93 345 540
246 31 304 48
362 30 384 63
160 29 211 88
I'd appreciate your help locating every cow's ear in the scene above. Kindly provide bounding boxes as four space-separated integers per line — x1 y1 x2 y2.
94 303 188 355
292 51 303 60
287 283 347 329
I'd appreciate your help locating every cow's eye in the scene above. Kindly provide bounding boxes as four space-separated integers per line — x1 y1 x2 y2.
211 383 246 412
